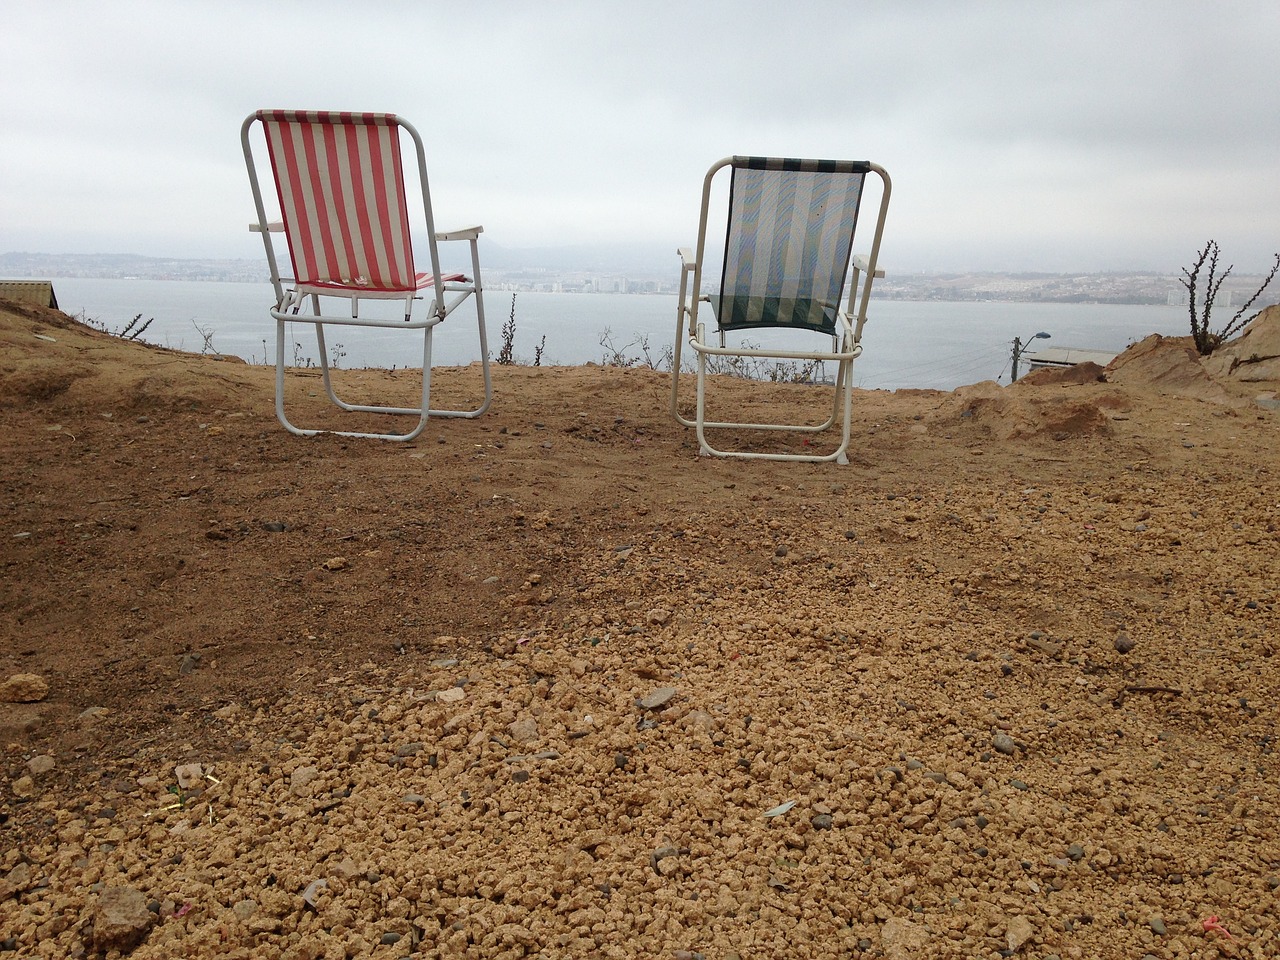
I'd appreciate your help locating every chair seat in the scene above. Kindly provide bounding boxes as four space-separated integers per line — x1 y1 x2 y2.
301 271 468 294
709 294 840 333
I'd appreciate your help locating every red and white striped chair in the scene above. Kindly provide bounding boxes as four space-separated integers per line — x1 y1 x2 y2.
241 110 491 440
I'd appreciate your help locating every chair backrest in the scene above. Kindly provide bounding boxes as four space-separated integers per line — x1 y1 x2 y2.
712 157 870 335
249 110 422 293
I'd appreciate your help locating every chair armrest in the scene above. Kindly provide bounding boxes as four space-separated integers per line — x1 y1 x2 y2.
436 226 484 241
678 247 696 267
852 254 885 279
250 221 284 233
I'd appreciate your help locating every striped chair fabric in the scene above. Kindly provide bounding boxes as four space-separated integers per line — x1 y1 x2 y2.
256 110 463 293
712 157 870 335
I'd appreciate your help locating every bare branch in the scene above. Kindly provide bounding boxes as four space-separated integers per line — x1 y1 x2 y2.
1219 252 1280 343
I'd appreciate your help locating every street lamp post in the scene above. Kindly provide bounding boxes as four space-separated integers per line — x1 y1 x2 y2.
1011 331 1051 382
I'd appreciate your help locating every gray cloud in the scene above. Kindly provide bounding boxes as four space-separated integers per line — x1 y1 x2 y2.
2 0 1277 272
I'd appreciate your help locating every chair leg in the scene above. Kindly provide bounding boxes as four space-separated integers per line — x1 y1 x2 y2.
691 348 856 464
273 318 431 441
429 240 492 418
670 306 696 429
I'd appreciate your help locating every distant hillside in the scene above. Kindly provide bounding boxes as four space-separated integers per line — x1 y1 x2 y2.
4 250 1277 308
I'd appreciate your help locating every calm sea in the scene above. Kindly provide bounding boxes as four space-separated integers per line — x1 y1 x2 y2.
49 277 1190 391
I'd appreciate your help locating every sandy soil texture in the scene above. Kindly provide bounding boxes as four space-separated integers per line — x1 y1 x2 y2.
1 300 1278 959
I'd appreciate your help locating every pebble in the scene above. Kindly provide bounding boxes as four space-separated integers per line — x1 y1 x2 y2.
26 755 55 776
1006 915 1034 951
637 686 676 710
92 886 153 953
509 717 539 742
1114 633 1135 653
0 674 48 703
992 733 1017 755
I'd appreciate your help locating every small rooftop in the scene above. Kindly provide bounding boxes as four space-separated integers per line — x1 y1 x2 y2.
1025 346 1118 369
0 280 58 309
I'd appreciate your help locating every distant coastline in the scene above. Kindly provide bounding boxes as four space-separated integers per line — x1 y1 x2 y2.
3 250 1278 310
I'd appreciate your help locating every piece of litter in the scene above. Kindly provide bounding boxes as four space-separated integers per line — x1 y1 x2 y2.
173 902 193 918
302 879 328 909
763 800 797 818
34 334 57 343
1202 915 1232 940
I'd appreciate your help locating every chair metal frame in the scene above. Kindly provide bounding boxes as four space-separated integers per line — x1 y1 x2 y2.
242 110 491 441
670 156 890 464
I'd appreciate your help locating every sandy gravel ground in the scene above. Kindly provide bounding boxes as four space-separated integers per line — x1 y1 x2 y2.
1 300 1278 959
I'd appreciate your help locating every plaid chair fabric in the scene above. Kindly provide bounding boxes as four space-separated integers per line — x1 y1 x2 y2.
712 157 869 334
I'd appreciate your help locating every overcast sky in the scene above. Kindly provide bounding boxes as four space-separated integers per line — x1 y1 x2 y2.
4 1 1279 273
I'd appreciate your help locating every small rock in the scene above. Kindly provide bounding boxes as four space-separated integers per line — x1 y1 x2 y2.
992 733 1017 755
10 776 35 799
435 687 465 704
174 763 203 790
1025 636 1062 658
646 607 671 625
178 653 201 675
0 863 31 902
1150 918 1166 936
290 766 320 796
93 886 155 953
637 687 676 710
880 917 930 960
0 674 48 703
26 755 55 776
509 717 539 743
380 932 402 946
321 556 348 571
262 521 287 533
1114 633 1136 654
1006 915 1034 951
1066 843 1086 862
811 813 834 831
232 899 257 921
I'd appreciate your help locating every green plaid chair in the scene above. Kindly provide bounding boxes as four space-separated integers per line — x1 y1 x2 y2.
670 156 891 463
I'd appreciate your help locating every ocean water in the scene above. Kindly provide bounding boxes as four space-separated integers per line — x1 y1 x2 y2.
49 277 1190 392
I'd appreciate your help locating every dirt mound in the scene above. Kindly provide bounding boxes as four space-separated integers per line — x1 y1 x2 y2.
1016 360 1106 386
1104 333 1238 404
938 379 1117 441
0 297 258 413
1202 303 1280 383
